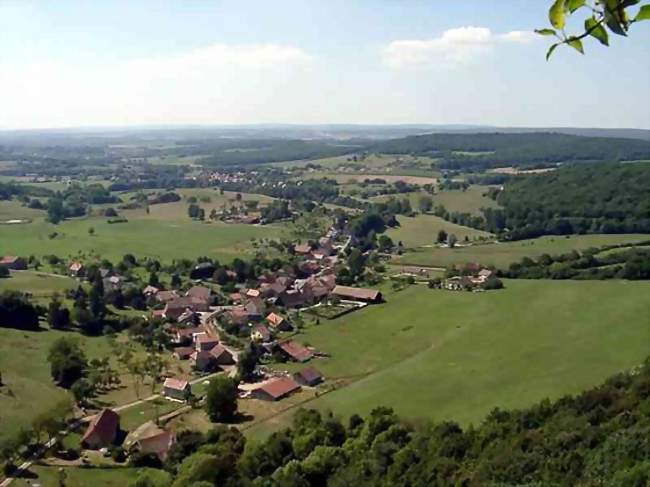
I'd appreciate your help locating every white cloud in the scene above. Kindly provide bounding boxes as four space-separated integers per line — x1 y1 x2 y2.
382 26 535 69
0 43 312 128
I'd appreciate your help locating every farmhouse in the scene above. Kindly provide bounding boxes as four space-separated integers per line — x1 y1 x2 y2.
0 256 27 270
332 285 383 303
162 378 191 401
164 296 209 320
266 312 291 331
251 324 272 342
186 285 212 304
69 261 85 278
81 408 120 449
278 340 313 363
293 366 324 387
251 377 301 401
173 346 194 360
195 334 220 352
209 344 235 365
191 350 217 372
124 421 176 461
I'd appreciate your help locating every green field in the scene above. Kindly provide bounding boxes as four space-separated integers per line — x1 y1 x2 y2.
0 271 77 298
13 466 168 487
0 327 118 442
246 279 650 438
0 200 44 221
387 214 492 248
372 185 500 216
393 233 650 269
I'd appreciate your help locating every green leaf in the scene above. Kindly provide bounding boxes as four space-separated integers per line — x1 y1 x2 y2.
585 17 609 45
635 5 650 21
549 0 566 29
605 12 628 35
567 37 585 54
546 43 560 60
535 28 557 36
567 0 585 13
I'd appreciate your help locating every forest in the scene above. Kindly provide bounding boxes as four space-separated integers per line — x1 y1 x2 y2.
370 132 650 170
483 163 650 240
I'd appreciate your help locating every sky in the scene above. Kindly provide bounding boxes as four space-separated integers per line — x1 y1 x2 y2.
1 0 649 129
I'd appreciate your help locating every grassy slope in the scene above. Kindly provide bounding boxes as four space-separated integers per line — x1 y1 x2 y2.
387 214 492 248
246 279 650 437
0 327 116 442
13 466 168 487
0 271 77 298
393 234 650 269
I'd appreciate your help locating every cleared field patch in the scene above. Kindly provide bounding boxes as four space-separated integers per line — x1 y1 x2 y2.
0 215 284 263
0 271 77 297
0 199 45 221
387 214 492 247
245 279 650 438
393 233 650 269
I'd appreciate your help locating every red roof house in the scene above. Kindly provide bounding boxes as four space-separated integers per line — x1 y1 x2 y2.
81 408 120 449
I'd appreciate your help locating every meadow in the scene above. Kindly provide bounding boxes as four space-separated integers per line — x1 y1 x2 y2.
0 271 77 298
246 279 650 438
393 233 650 269
387 214 493 248
13 466 168 487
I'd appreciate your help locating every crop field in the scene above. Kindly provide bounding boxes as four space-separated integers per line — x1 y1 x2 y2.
246 279 650 438
387 214 493 248
393 233 650 269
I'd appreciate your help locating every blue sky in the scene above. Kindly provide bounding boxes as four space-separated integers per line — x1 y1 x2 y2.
1 0 649 129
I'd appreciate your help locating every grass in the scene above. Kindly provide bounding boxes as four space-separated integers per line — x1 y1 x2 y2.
245 279 650 438
0 271 77 298
0 327 118 443
387 214 492 248
393 234 650 269
371 186 500 217
0 199 44 221
13 466 167 487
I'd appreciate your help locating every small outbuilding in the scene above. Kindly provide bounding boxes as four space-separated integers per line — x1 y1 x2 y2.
162 377 191 401
293 366 324 387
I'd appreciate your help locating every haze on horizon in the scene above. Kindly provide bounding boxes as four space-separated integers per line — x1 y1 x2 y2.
1 0 649 130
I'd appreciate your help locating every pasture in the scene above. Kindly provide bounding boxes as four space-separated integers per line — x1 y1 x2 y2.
393 233 650 269
387 214 493 247
0 271 77 298
246 279 650 438
13 466 167 487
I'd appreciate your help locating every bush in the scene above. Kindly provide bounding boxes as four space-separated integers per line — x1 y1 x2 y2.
0 265 9 278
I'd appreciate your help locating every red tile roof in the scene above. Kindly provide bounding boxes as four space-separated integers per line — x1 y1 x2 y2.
81 408 119 447
294 366 323 384
256 377 301 400
332 285 382 301
163 377 189 391
279 340 313 362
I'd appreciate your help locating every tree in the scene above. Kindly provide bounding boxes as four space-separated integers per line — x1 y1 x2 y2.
71 378 96 405
448 234 458 248
48 296 71 330
0 265 9 278
538 1 650 59
148 271 160 288
47 197 65 224
88 227 95 236
0 291 40 330
47 337 87 388
171 273 182 288
237 346 258 382
188 203 201 219
347 248 367 280
418 195 433 213
205 376 238 422
377 235 394 253
437 229 448 244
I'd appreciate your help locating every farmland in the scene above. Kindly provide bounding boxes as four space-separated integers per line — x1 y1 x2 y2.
0 271 77 298
387 214 493 247
392 233 650 269
246 279 650 438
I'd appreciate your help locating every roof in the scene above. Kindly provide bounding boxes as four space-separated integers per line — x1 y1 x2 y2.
294 243 312 254
245 297 264 314
266 312 285 327
253 325 272 341
166 296 206 311
278 290 307 308
156 290 179 302
295 366 323 383
279 340 313 362
478 269 493 277
81 408 119 445
143 285 160 295
209 344 232 361
124 420 165 448
173 346 194 357
245 288 261 298
163 377 189 391
256 377 301 399
69 261 84 271
332 285 381 301
186 286 211 302
137 431 176 460
0 256 21 264
196 334 220 346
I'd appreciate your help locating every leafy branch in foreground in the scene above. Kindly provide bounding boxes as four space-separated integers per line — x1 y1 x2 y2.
537 0 650 59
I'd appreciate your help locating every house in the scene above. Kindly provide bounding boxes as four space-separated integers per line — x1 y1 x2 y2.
209 344 235 365
260 281 287 299
251 324 272 342
124 421 176 461
164 296 210 320
186 286 212 304
69 261 85 278
293 366 324 387
332 285 383 303
178 309 201 326
162 377 191 401
195 334 220 352
278 340 313 363
156 290 179 303
266 312 291 332
276 290 308 309
244 298 265 321
191 350 218 372
81 408 120 449
143 285 160 297
245 288 261 299
251 377 301 401
227 307 250 327
172 326 203 345
477 269 494 282
0 256 27 270
294 243 312 255
173 346 194 360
